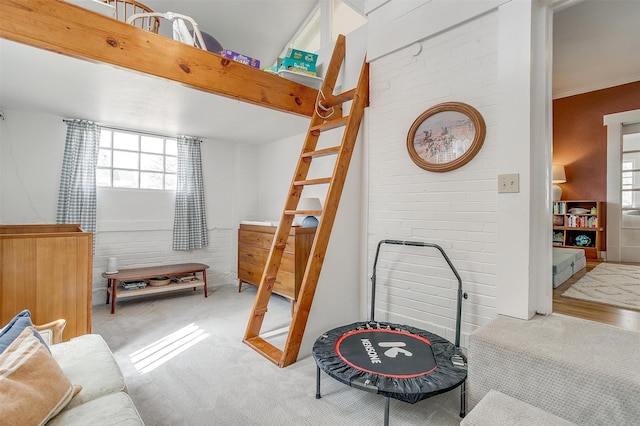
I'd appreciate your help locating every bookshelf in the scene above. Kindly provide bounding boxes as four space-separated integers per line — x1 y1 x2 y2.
552 200 605 259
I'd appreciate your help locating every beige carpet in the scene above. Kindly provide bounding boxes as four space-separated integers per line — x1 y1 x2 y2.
92 281 464 425
561 262 640 311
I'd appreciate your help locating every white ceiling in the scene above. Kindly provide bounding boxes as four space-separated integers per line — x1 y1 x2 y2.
0 0 638 144
552 0 640 98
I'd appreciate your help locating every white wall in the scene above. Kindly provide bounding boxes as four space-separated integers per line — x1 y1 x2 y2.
0 107 256 303
0 109 65 224
367 7 499 348
365 0 553 347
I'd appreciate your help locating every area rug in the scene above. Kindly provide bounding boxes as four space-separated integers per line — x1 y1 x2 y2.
562 262 640 311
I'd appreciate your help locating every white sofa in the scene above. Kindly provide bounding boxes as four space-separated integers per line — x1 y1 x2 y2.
46 333 145 425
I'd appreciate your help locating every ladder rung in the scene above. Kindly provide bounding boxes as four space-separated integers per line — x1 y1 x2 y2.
294 177 332 186
310 117 348 135
244 337 283 365
284 209 322 216
318 88 356 109
301 146 340 159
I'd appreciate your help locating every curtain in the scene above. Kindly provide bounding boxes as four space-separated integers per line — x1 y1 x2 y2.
56 119 100 235
173 136 209 250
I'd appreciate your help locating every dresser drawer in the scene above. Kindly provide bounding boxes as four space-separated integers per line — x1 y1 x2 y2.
238 261 295 298
237 243 268 267
238 230 295 252
238 245 295 271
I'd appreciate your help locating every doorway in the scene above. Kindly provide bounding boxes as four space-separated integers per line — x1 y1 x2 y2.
621 124 640 262
604 111 640 263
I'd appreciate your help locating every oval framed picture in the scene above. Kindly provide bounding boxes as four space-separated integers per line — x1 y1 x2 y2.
406 102 486 172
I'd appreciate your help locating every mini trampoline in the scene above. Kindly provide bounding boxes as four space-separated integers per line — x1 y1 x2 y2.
313 240 468 425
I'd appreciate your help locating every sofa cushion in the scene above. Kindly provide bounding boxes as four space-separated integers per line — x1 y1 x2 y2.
0 327 81 425
552 248 582 274
0 309 49 353
51 334 127 410
46 392 145 426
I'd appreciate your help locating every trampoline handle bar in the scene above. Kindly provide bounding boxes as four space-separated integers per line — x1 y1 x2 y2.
371 239 465 348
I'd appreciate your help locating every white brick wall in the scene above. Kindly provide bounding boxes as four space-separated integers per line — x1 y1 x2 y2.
367 11 499 347
92 228 235 303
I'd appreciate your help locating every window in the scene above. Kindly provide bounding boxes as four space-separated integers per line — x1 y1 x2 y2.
622 129 640 209
282 0 367 61
97 129 177 190
622 160 633 208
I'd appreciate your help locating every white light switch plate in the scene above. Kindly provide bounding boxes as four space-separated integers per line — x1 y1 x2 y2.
498 173 519 193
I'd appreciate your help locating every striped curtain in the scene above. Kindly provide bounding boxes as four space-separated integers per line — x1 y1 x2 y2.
56 119 100 235
173 136 209 250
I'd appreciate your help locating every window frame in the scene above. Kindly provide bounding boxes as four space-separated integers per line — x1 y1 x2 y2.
97 128 178 191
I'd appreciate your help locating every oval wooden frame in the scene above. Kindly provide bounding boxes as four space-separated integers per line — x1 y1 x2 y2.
406 102 486 172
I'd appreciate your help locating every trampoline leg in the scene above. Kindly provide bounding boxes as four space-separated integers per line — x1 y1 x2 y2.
384 397 390 426
315 366 321 399
459 381 467 418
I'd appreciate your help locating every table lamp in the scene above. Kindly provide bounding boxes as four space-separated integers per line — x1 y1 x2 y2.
552 164 566 201
298 197 322 228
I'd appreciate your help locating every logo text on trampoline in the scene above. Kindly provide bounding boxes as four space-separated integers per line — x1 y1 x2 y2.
360 339 382 364
361 340 414 363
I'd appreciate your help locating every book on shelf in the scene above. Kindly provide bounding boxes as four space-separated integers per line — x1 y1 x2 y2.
120 280 146 291
173 274 198 283
566 215 598 228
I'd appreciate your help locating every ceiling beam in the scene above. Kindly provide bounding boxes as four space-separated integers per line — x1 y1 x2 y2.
0 0 318 118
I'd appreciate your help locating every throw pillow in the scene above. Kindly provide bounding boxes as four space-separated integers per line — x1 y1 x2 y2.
0 327 81 426
0 309 49 353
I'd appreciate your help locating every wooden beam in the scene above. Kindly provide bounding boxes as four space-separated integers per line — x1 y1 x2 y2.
0 0 317 117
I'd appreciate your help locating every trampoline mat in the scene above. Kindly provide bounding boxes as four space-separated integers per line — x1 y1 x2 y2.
313 321 467 404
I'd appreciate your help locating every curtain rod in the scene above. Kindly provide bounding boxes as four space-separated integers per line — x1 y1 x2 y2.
62 119 200 141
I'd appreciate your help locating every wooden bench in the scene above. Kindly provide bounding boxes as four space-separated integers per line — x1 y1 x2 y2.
103 263 208 313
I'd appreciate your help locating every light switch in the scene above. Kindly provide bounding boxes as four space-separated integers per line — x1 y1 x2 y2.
498 173 519 193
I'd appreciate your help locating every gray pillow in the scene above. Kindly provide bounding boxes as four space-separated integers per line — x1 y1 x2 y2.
0 310 49 353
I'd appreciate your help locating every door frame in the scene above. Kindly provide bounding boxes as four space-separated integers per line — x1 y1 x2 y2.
604 109 640 262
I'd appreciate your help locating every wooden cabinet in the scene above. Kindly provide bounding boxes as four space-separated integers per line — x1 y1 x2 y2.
553 201 605 259
0 224 93 341
237 224 315 308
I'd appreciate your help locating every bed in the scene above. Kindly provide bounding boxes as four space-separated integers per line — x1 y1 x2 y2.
552 247 586 288
0 0 319 118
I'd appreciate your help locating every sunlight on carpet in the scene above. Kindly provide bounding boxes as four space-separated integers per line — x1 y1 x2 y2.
130 323 209 373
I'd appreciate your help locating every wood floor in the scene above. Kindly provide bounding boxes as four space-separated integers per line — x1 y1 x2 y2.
552 259 640 333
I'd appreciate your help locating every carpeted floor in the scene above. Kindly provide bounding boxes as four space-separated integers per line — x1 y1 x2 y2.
92 282 464 425
561 262 640 311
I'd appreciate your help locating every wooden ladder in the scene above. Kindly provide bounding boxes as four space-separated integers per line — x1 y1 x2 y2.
243 34 369 367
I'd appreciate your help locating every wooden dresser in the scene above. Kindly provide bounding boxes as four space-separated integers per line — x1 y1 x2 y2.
0 224 92 341
237 224 315 311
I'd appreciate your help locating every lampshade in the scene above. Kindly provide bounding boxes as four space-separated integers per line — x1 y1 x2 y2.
298 197 322 228
552 164 566 184
298 197 322 212
552 164 566 201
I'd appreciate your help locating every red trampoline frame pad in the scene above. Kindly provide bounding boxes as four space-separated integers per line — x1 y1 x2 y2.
335 328 437 378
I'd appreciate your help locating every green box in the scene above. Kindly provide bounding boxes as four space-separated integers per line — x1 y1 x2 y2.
286 48 318 65
278 58 316 75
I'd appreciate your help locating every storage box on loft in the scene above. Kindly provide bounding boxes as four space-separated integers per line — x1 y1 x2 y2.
286 48 318 64
218 49 260 69
278 58 316 75
278 48 318 76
